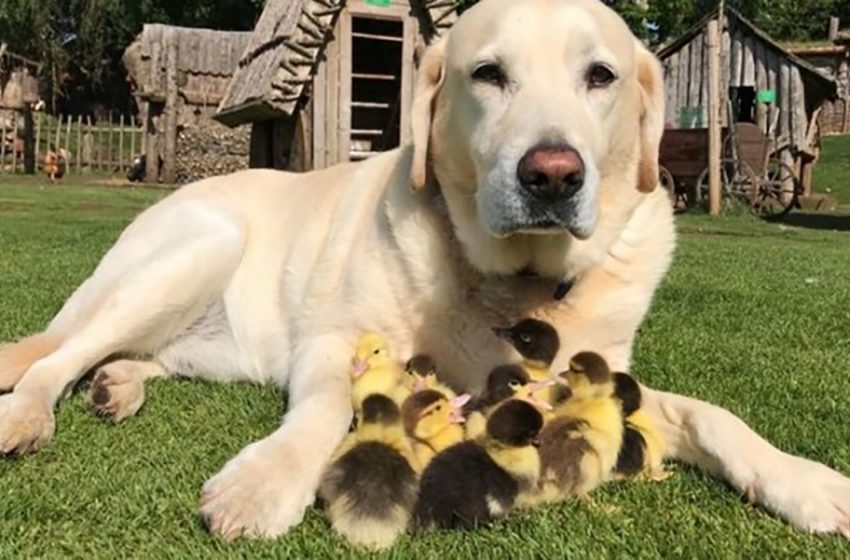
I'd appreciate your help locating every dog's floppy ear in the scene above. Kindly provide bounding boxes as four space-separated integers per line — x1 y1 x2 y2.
410 36 448 190
635 41 665 193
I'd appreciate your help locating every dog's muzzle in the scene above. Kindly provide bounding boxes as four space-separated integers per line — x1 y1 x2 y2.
478 142 598 239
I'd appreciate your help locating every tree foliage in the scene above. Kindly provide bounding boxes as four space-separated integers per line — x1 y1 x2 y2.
0 0 264 113
1 0 848 113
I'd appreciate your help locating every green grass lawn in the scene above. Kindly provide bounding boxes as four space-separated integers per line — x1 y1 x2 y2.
1 177 850 558
814 135 850 205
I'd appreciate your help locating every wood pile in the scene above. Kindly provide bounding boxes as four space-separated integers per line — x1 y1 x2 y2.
175 121 249 183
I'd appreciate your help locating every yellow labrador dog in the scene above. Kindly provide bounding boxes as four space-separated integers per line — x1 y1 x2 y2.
1 0 849 541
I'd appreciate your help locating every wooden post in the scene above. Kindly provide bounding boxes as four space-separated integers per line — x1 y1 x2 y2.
0 119 6 171
23 107 35 174
829 17 840 41
65 115 71 151
12 115 19 173
145 109 159 182
707 18 722 215
75 115 83 174
84 116 94 170
107 111 114 170
55 114 62 149
162 36 179 183
97 117 103 171
34 111 41 166
129 115 136 162
119 114 125 171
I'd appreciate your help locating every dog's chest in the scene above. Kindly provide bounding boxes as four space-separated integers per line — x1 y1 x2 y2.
406 275 563 393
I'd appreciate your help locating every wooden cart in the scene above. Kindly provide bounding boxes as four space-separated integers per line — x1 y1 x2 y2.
659 123 800 218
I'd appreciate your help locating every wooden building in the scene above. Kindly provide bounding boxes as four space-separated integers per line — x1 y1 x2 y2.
214 0 456 171
0 44 41 173
786 26 850 135
123 25 253 183
657 8 838 192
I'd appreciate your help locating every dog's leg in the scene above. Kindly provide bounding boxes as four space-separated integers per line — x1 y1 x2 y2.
200 334 352 540
0 333 61 392
642 387 850 538
0 214 244 454
87 359 169 421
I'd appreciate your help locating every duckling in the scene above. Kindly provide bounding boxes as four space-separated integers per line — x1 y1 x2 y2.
612 372 669 481
349 332 409 416
537 351 624 500
464 364 554 440
401 389 471 469
492 318 561 402
319 394 419 550
492 319 559 379
404 353 456 397
412 399 543 530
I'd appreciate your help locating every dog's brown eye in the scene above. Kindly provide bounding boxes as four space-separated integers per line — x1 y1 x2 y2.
472 63 506 87
587 63 616 88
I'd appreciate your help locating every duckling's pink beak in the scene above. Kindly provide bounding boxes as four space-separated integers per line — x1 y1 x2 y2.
414 377 428 392
449 394 472 424
491 326 513 340
524 380 555 411
351 360 368 378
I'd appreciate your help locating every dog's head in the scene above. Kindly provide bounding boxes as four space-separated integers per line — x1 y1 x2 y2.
411 0 664 276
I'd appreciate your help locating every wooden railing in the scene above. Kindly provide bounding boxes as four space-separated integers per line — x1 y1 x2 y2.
0 112 144 174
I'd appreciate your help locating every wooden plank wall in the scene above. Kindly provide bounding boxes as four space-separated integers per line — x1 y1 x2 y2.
661 20 814 158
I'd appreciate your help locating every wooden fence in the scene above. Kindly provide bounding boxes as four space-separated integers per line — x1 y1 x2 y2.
0 112 144 174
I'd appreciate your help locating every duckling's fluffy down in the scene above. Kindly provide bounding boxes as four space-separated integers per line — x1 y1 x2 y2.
320 440 418 549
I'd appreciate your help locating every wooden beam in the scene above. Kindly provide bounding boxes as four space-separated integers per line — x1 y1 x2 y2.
145 106 159 182
707 19 722 216
23 107 35 174
162 36 179 184
75 115 83 174
829 17 840 41
249 120 272 168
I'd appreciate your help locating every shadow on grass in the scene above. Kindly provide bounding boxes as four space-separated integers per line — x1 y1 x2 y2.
781 213 850 232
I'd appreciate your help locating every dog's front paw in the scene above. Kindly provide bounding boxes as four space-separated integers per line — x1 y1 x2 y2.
0 392 55 454
748 452 850 538
199 439 318 540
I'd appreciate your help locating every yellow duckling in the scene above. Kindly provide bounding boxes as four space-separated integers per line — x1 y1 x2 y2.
464 364 554 440
320 394 419 550
404 353 457 397
612 371 669 481
349 332 409 416
537 352 624 501
412 399 543 530
401 389 471 469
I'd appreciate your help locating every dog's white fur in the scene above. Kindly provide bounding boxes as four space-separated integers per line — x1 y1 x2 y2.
1 0 849 540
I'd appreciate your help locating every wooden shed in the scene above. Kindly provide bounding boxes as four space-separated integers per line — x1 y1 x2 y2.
123 25 253 183
787 29 850 135
0 44 40 111
0 44 41 173
657 8 838 192
214 0 456 171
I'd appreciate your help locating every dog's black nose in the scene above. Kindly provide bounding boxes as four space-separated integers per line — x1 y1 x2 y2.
517 144 585 199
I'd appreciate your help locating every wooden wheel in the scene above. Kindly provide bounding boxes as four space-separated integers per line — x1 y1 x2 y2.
695 159 760 211
751 159 799 220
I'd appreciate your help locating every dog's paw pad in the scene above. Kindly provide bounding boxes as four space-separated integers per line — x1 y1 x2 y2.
87 367 145 421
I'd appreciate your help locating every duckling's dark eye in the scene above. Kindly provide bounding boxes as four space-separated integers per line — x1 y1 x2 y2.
472 63 507 88
373 349 380 355
519 333 532 344
587 63 616 89
435 405 442 412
